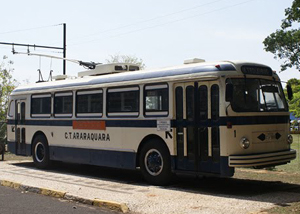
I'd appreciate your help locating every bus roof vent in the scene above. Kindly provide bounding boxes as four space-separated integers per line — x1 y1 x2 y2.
78 63 140 77
184 58 206 64
52 75 69 81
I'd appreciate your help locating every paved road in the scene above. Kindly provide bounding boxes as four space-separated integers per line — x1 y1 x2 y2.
0 185 118 214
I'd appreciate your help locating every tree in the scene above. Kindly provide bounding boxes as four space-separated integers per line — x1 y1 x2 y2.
263 0 300 71
0 56 17 145
286 78 300 117
105 54 146 69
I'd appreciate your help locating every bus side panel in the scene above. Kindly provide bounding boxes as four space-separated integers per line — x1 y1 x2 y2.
29 124 173 170
49 146 136 169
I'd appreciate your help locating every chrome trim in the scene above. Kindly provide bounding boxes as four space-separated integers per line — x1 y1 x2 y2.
229 150 296 167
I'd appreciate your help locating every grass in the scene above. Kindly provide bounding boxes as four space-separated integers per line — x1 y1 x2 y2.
266 203 300 214
276 134 300 173
234 134 300 214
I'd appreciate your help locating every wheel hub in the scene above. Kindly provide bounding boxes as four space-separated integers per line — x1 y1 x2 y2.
145 149 163 176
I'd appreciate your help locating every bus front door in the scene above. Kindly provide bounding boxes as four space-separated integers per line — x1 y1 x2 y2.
175 82 220 174
15 100 26 155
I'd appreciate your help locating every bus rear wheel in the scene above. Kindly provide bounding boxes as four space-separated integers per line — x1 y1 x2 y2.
139 139 172 185
32 135 50 169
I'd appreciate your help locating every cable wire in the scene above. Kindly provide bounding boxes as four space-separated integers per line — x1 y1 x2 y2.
0 23 63 35
70 0 257 46
68 0 225 42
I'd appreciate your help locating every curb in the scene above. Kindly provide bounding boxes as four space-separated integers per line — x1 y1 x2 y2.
0 179 129 213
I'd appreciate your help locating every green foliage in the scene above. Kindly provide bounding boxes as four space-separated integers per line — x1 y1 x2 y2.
105 54 146 70
287 78 300 118
263 0 300 71
0 56 17 144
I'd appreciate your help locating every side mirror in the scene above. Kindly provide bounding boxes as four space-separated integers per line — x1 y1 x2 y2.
287 85 293 100
225 83 234 102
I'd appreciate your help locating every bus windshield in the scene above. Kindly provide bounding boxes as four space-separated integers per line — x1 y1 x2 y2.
227 78 288 112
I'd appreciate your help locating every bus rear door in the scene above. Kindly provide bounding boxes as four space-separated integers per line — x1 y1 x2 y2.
15 99 26 155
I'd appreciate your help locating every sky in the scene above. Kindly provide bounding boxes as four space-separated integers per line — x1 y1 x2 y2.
0 0 298 85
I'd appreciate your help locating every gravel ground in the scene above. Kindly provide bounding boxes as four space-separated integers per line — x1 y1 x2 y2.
1 160 300 214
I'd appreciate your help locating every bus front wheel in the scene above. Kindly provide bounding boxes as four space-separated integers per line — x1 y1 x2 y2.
139 139 172 185
32 135 50 169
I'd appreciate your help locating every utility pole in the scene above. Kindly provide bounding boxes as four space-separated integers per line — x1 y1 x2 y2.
63 23 66 75
0 23 67 75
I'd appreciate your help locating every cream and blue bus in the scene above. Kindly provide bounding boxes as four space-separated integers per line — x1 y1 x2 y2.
7 59 296 185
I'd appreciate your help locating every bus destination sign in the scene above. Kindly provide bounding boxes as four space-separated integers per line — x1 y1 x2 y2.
241 66 273 76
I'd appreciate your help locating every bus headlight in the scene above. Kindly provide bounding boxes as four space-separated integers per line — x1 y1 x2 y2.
240 137 250 149
287 134 293 144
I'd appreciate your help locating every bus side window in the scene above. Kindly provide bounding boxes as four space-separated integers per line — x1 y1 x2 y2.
8 100 15 117
54 92 73 117
31 94 51 117
76 89 103 117
21 102 25 124
107 86 139 117
144 84 168 117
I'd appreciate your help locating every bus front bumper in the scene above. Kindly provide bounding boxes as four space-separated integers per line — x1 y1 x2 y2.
229 150 296 167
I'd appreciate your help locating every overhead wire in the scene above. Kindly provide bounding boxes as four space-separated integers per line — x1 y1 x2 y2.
67 0 225 42
70 0 257 46
0 23 63 35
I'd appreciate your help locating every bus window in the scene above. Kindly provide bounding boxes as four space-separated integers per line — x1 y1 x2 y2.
8 100 14 117
199 85 208 161
227 78 287 112
54 92 73 117
31 94 51 117
186 86 195 161
144 84 168 116
107 86 139 117
76 90 103 117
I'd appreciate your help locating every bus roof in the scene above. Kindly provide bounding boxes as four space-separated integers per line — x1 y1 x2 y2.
11 60 277 95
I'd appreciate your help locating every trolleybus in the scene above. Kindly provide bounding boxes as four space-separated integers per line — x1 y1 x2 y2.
7 59 296 185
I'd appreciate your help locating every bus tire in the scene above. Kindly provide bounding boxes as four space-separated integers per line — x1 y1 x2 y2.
139 139 172 185
32 135 50 169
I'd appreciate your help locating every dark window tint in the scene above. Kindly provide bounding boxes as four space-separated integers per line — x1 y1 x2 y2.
211 85 219 120
21 102 25 123
199 85 208 161
175 87 183 120
77 91 103 114
55 93 73 115
186 86 194 121
107 89 139 113
227 78 287 112
145 87 168 112
31 96 51 115
212 127 220 162
199 86 208 121
186 86 195 161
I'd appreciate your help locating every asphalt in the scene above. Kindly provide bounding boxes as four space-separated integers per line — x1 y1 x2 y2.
0 185 118 214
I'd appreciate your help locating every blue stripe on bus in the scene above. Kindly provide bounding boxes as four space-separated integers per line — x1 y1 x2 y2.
7 115 289 127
